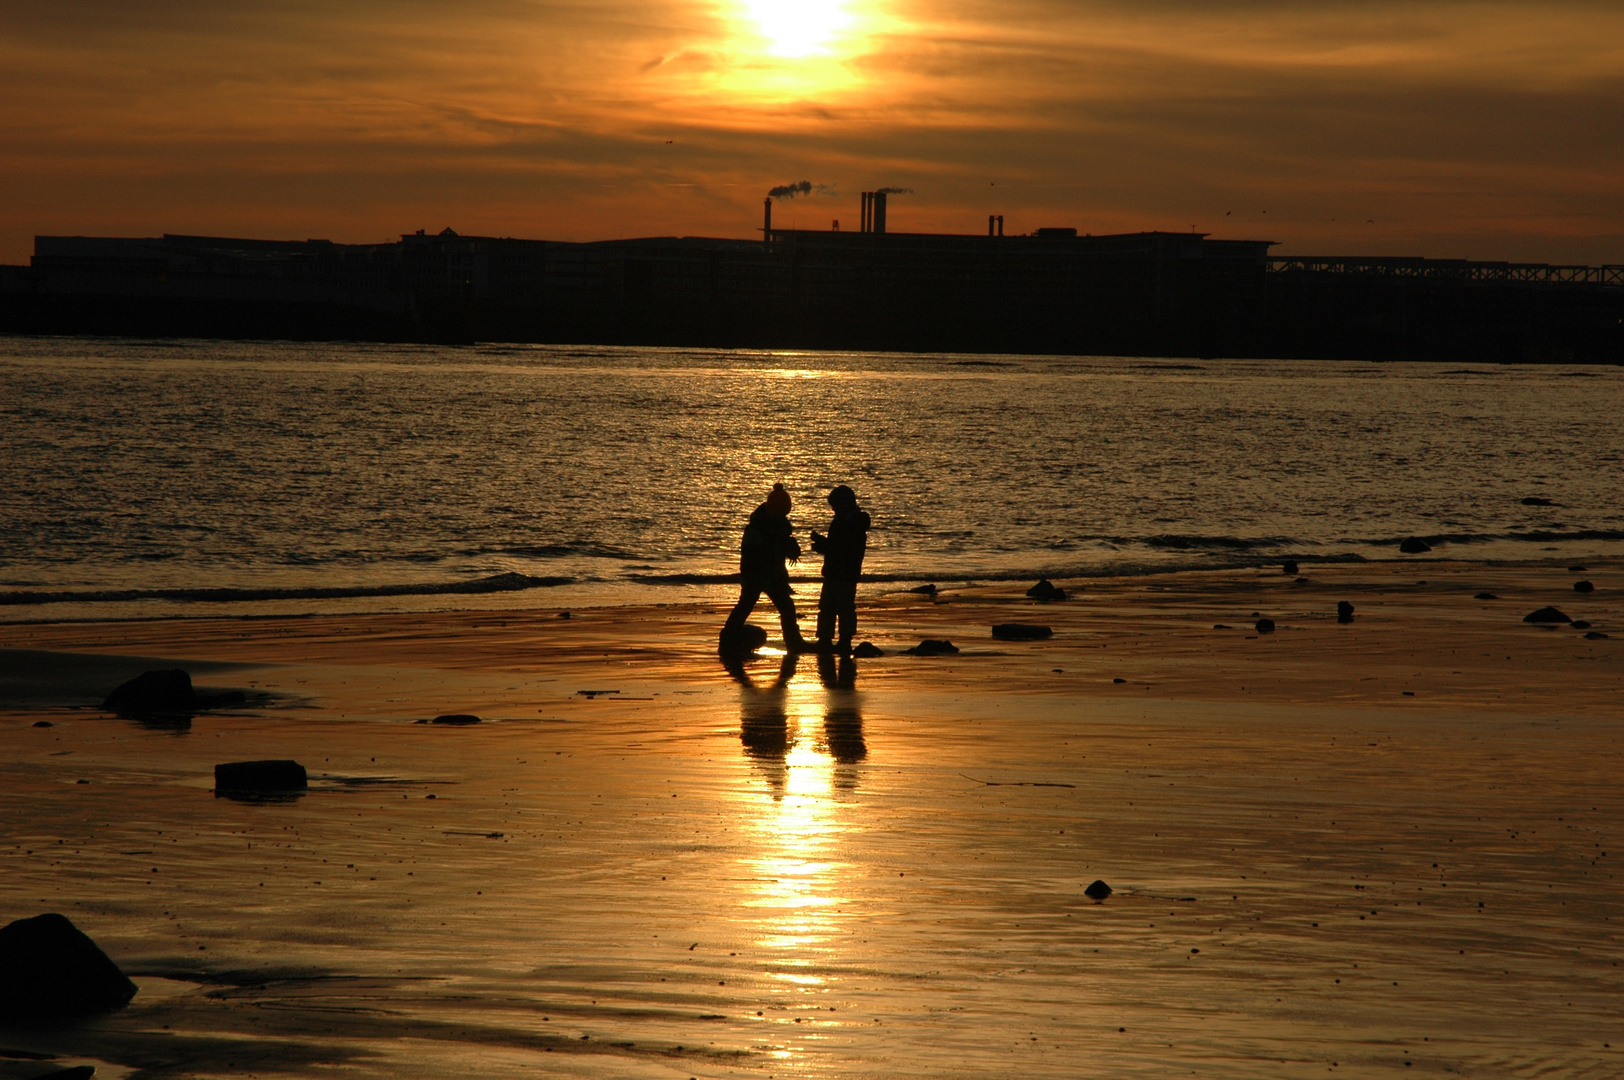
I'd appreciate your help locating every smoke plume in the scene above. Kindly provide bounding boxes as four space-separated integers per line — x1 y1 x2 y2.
767 181 814 199
875 186 913 195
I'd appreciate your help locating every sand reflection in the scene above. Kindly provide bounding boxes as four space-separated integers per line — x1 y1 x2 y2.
724 651 865 1020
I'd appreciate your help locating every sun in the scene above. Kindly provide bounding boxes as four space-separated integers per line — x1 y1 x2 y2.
738 0 854 58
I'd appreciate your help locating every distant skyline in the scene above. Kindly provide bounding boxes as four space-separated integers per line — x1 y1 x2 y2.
3 0 1622 265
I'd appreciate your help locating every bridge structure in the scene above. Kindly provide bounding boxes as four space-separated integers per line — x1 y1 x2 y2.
1269 255 1624 289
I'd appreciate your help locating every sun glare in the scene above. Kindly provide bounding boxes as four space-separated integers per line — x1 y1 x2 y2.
739 0 854 57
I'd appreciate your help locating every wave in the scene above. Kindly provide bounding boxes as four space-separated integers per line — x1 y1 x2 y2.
0 571 571 607
630 553 1370 587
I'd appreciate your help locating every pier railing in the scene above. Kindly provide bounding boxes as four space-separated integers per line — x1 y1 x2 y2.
1268 256 1624 288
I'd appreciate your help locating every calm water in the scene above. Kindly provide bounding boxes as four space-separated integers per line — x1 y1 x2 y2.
3 337 1621 619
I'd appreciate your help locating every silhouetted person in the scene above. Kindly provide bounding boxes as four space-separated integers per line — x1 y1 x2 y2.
722 483 808 651
810 485 870 654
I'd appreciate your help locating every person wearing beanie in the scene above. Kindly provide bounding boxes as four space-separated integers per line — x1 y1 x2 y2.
810 485 871 654
722 483 808 651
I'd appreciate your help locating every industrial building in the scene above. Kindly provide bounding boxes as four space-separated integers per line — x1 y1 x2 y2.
1 206 1619 361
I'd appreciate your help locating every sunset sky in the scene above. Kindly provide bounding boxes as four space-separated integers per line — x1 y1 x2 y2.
2 0 1621 264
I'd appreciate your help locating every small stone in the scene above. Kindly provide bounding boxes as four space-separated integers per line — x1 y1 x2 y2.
214 760 307 792
907 583 938 595
559 611 572 619
1112 677 1126 684
1336 601 1355 624
1523 607 1571 624
1255 617 1276 633
1282 560 1298 575
1399 537 1431 554
1571 620 1592 629
718 623 769 657
852 641 883 658
1574 580 1594 593
0 913 137 1019
992 623 1052 641
430 714 481 725
1585 631 1609 640
33 720 53 728
101 669 197 716
1474 592 1498 600
904 639 959 656
1568 566 1587 572
1521 496 1553 506
1026 579 1067 602
1084 879 1112 901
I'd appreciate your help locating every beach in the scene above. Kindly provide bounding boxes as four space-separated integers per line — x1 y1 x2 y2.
2 558 1619 1078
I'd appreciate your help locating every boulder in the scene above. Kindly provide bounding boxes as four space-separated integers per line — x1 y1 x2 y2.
852 642 884 658
904 639 959 656
33 720 53 728
1521 496 1554 506
1282 560 1298 575
1336 601 1355 624
718 623 769 657
1083 879 1112 902
1571 620 1592 629
1026 579 1067 602
907 584 938 595
214 760 307 792
1474 592 1498 600
430 714 481 725
992 623 1052 641
1398 537 1432 554
1254 618 1276 633
1585 631 1609 640
101 669 197 715
0 913 137 1020
1574 580 1595 593
1523 607 1571 624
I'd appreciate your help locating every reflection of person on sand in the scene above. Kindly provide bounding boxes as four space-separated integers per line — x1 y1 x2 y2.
721 483 808 653
816 652 866 784
725 652 798 797
810 485 870 654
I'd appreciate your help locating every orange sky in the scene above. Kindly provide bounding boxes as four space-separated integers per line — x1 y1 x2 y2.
2 0 1622 264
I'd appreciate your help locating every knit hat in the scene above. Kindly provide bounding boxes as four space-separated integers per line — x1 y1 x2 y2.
765 483 791 515
827 485 856 507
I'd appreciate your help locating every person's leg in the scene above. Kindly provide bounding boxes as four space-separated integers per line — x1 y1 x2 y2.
834 579 858 651
765 578 807 648
724 582 763 632
816 581 837 644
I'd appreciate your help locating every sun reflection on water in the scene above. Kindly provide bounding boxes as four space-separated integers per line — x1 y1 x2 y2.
730 653 865 1008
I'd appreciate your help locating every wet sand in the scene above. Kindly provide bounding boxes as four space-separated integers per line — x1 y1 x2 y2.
1 559 1620 1078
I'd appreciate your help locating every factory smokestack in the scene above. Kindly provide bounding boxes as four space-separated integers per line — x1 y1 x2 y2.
872 191 887 234
763 197 772 245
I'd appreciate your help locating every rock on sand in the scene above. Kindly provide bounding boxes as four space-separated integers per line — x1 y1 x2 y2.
1026 579 1067 602
1399 537 1432 554
718 624 769 657
1523 607 1571 624
101 669 197 715
214 760 308 792
1255 618 1276 633
429 714 482 725
992 623 1052 641
905 639 960 656
1084 879 1113 902
0 913 138 1020
1574 580 1595 593
853 642 884 658
1337 601 1355 624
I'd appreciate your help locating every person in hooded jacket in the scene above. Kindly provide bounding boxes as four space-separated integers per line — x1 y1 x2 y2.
810 485 870 654
722 483 808 651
